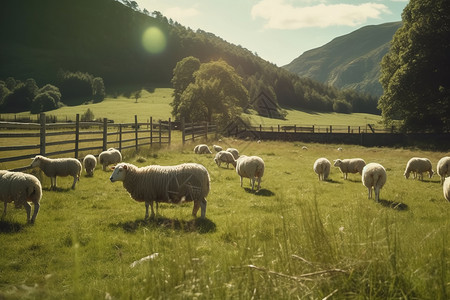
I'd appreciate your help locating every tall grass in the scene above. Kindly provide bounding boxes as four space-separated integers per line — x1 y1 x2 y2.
0 140 448 299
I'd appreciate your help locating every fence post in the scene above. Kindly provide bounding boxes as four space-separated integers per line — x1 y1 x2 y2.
294 125 296 133
119 124 122 152
150 117 153 147
168 118 171 145
348 126 350 134
205 122 208 141
159 120 162 146
181 117 185 145
312 125 315 133
75 114 80 159
278 125 280 132
192 122 195 141
39 113 46 155
135 115 138 151
103 118 108 151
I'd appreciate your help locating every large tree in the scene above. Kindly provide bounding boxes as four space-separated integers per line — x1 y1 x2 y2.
378 0 450 132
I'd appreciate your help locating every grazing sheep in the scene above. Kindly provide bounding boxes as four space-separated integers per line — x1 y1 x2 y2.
302 146 308 150
0 170 42 223
31 155 82 189
213 145 223 152
110 162 210 219
313 158 331 181
214 151 237 169
83 154 97 176
235 155 265 191
404 157 434 180
443 177 450 202
337 147 343 152
194 144 212 154
437 156 450 185
362 163 387 202
226 148 239 159
333 158 366 179
98 148 122 171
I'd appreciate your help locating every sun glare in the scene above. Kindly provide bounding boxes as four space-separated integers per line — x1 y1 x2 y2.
142 27 166 54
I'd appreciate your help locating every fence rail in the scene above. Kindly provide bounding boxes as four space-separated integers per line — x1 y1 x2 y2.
181 118 217 144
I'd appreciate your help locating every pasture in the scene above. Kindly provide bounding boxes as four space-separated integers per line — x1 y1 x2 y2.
0 139 448 299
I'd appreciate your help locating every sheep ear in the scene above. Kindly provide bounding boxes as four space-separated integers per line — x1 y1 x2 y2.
111 166 115 170
123 165 128 170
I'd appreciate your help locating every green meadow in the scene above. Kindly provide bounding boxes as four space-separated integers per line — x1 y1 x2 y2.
0 139 449 299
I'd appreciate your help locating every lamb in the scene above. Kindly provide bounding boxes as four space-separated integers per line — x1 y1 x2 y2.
214 151 237 169
98 148 122 171
235 155 265 191
110 162 210 219
83 154 97 176
333 158 366 179
362 163 387 202
194 144 212 154
31 155 82 189
443 177 450 202
213 145 223 152
0 170 42 223
437 156 450 185
226 148 239 159
404 157 434 180
313 158 331 181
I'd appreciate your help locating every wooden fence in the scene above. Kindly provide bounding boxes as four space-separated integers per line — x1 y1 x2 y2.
181 118 217 144
244 124 395 134
0 113 171 171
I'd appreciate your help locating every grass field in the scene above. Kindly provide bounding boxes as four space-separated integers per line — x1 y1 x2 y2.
1 139 449 299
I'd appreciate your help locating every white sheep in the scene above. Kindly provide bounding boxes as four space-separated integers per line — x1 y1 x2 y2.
83 154 97 176
333 158 366 179
110 162 210 219
31 155 82 189
437 156 450 185
226 148 239 159
98 148 122 171
404 157 434 180
235 155 265 191
443 177 450 202
194 144 212 154
214 151 237 169
213 145 223 152
302 146 308 150
362 163 387 202
0 170 42 223
313 158 331 181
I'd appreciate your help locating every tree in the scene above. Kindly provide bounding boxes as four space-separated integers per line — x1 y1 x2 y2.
81 108 95 122
171 56 201 118
92 77 106 102
31 84 61 113
134 90 141 103
1 78 38 113
378 0 450 132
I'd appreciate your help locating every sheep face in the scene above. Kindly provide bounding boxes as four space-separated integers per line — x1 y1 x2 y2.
110 163 128 182
30 155 43 168
333 159 342 167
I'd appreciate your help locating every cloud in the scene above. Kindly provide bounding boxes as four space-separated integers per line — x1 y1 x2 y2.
251 0 391 29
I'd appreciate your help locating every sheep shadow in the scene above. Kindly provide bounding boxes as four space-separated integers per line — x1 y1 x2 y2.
244 188 275 196
0 219 26 233
377 199 409 211
43 187 73 192
324 179 343 184
110 217 216 234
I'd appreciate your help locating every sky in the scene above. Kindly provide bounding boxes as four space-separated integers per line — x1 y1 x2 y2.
134 0 409 66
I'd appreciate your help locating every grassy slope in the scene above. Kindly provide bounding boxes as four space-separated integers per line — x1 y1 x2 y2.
0 140 448 299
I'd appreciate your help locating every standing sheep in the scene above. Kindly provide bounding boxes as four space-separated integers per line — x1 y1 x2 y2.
437 156 450 185
333 158 366 179
443 177 450 202
194 144 212 154
213 145 223 152
110 162 210 219
0 170 42 223
31 155 82 189
362 163 387 202
404 157 434 180
235 155 265 191
313 158 331 181
214 151 237 169
83 154 97 176
226 148 239 160
98 148 122 171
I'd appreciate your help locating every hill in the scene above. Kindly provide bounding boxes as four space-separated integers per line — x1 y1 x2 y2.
283 22 402 97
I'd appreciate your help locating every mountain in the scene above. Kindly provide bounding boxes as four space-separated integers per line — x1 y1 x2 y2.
283 22 402 97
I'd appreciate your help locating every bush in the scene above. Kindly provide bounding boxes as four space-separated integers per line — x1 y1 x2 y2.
31 84 62 113
333 99 352 114
81 108 95 122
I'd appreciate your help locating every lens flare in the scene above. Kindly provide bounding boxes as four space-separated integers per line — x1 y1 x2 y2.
142 27 166 54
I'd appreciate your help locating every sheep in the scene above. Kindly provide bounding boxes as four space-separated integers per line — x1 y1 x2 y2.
302 146 308 150
337 147 343 152
362 163 387 202
443 177 450 202
313 158 331 181
404 157 434 180
213 145 223 152
333 158 366 179
437 156 450 185
83 154 97 176
110 162 210 219
0 170 42 223
235 155 265 191
214 151 237 169
31 155 82 189
194 144 212 154
226 148 239 159
98 148 122 171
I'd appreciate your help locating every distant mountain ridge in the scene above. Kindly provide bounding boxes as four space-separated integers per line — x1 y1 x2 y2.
283 22 402 97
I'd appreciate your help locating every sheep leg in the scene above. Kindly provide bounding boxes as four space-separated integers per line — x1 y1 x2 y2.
367 187 372 199
256 177 261 191
192 201 200 217
240 176 243 187
30 202 40 223
200 198 207 218
2 202 6 219
71 176 77 189
374 187 380 202
24 202 32 223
